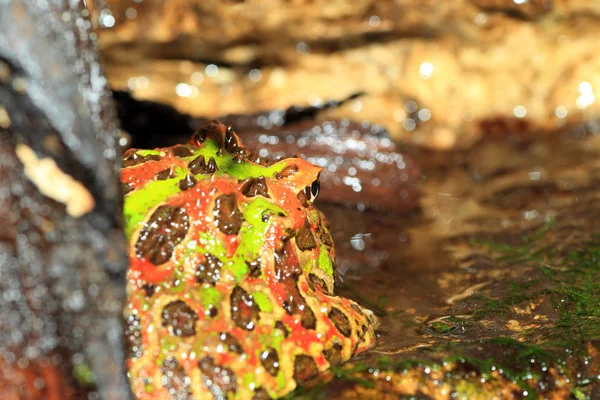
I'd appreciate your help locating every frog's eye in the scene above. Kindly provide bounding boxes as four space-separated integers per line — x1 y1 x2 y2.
304 180 320 203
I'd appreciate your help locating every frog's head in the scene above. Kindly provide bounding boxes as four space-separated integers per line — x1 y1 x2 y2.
122 121 337 291
184 121 337 294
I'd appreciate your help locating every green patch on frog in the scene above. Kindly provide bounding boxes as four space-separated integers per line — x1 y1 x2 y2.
317 245 334 278
136 149 163 157
226 198 287 281
123 166 188 237
194 139 289 180
252 291 274 313
196 287 222 317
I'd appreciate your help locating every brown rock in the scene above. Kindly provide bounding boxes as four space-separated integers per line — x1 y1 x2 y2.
95 0 600 149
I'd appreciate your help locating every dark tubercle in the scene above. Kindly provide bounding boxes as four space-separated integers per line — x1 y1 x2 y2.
124 314 143 359
274 245 317 330
275 164 299 179
225 125 247 156
274 321 290 338
230 286 260 330
246 258 262 278
172 145 194 158
161 300 199 337
188 155 218 175
155 167 175 181
196 253 223 285
293 354 319 381
213 193 244 235
178 174 197 191
190 120 228 147
252 388 271 400
327 307 352 338
135 205 190 265
123 150 161 167
322 343 343 366
218 332 243 354
308 273 331 295
240 176 270 198
260 348 280 376
295 218 317 251
198 357 237 397
161 357 193 400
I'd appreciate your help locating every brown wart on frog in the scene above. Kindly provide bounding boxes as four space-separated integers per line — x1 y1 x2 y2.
121 121 377 399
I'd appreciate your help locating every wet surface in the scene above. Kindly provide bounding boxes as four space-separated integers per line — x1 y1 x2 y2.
286 129 600 398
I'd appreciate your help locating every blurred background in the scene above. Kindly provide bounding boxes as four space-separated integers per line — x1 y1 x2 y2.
89 0 600 149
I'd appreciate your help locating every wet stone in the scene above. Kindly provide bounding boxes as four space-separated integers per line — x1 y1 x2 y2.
240 176 270 198
196 253 222 285
198 357 237 397
135 205 190 265
328 307 352 338
161 357 193 400
161 300 198 337
213 193 243 235
296 219 317 251
230 286 260 330
260 348 280 376
178 174 197 191
293 354 319 382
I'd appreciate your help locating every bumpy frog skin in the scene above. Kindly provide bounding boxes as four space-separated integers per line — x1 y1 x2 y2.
121 122 377 399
